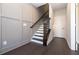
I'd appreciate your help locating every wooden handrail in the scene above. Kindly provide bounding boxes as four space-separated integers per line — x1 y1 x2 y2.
30 10 48 28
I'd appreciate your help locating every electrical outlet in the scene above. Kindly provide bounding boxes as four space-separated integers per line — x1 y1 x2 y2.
3 41 7 45
23 23 27 27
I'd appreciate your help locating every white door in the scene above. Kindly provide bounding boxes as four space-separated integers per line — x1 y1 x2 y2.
53 15 66 38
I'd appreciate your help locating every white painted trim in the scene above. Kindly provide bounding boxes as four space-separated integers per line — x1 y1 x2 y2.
70 3 76 50
0 40 30 55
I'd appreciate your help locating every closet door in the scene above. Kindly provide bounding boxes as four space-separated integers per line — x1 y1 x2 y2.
2 18 22 48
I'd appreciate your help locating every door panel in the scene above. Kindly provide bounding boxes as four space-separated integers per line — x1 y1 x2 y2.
2 18 22 48
2 3 22 19
53 15 66 38
22 21 32 42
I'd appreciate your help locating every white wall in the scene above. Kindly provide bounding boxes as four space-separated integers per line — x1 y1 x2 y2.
49 4 76 51
76 4 79 50
49 4 54 29
66 4 71 49
76 4 79 44
21 4 41 42
0 3 42 54
1 4 22 49
2 18 22 48
31 5 42 24
22 4 42 24
1 3 22 19
66 4 76 50
47 4 54 45
48 4 67 45
53 8 66 38
70 3 76 50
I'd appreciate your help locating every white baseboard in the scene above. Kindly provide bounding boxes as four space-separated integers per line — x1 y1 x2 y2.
0 40 30 55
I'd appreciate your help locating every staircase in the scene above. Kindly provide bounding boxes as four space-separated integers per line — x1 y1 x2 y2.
31 24 44 44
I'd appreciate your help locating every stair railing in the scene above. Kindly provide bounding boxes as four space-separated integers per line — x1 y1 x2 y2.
43 18 50 46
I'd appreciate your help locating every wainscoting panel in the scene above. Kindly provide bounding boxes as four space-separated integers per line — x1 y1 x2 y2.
2 17 22 49
22 21 32 42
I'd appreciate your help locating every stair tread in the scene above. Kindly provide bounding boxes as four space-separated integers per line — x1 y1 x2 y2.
36 31 43 33
32 36 43 39
31 39 43 44
32 38 43 42
38 28 43 30
40 25 43 26
39 26 43 28
36 32 43 34
34 35 43 37
34 33 43 36
38 29 44 31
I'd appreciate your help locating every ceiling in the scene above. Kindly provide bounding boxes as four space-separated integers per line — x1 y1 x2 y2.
32 3 67 10
32 3 46 7
50 3 67 10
